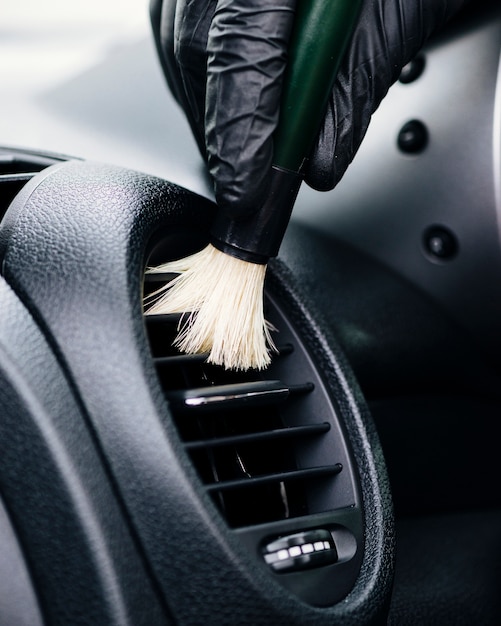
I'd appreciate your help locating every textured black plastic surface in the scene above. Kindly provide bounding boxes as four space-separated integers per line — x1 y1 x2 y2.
0 147 67 222
0 493 43 626
0 160 393 624
0 275 167 625
388 509 501 625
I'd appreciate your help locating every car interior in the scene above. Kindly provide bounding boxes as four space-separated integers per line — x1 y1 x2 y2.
0 0 500 624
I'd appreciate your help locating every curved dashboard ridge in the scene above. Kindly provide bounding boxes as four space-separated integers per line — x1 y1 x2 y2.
0 273 167 625
0 160 394 624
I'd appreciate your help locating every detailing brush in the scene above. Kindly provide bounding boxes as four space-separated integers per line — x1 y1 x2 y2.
147 0 362 370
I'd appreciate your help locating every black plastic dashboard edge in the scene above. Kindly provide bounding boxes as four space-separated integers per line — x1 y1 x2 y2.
0 160 394 625
0 274 168 625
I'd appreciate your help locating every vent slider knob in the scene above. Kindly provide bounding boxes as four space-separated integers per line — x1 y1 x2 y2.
263 529 338 573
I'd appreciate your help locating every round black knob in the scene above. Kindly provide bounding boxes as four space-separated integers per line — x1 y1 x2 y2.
399 55 426 84
423 225 458 261
397 120 428 154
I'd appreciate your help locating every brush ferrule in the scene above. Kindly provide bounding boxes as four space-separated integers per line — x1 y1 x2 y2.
210 165 303 265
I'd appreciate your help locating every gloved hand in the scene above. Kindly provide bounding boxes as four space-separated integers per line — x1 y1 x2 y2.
151 0 466 219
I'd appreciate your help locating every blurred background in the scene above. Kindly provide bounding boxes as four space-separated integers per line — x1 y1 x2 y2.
0 0 211 196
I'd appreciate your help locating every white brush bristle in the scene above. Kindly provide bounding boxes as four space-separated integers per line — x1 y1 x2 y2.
146 244 276 370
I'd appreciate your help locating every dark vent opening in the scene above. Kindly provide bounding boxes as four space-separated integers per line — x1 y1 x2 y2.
144 274 356 530
0 148 66 221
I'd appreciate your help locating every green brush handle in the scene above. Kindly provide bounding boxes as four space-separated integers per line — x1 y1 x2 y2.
211 0 363 263
273 0 363 172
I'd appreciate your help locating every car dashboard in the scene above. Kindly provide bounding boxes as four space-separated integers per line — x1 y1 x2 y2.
0 1 500 624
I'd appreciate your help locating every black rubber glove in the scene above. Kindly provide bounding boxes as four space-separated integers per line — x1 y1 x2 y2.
151 0 467 220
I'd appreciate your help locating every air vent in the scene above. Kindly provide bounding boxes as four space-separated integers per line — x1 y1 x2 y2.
145 288 353 529
144 270 364 607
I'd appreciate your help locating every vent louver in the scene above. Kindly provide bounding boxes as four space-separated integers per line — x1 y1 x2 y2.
144 270 364 606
